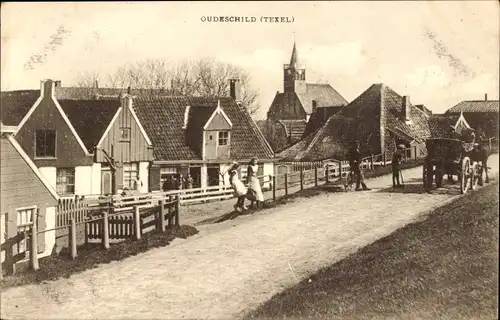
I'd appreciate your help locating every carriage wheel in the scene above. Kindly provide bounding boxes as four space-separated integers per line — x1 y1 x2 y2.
460 157 471 194
471 162 479 191
423 161 433 192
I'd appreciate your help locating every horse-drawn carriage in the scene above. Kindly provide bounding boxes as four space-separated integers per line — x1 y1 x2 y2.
422 138 483 194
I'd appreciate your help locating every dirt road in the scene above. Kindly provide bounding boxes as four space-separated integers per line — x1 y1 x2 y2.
2 155 498 320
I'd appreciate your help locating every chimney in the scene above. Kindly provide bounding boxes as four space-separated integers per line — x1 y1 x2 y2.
54 80 61 87
127 86 131 94
312 100 317 113
41 79 56 97
121 94 133 110
402 95 411 121
94 80 99 89
485 93 488 101
229 79 241 103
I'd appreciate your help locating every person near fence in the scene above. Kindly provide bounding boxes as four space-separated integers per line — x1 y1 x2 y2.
246 157 264 207
162 175 174 192
347 141 371 191
392 145 404 188
228 162 248 212
133 176 143 192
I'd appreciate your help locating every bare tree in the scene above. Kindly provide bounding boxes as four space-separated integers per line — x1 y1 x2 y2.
76 70 100 88
74 58 261 115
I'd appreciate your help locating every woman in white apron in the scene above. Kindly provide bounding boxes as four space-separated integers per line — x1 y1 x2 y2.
228 162 248 212
246 158 264 207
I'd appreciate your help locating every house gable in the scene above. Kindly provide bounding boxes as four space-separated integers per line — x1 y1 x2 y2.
14 80 93 167
203 103 233 161
267 92 306 121
95 96 153 163
16 80 90 156
203 103 233 130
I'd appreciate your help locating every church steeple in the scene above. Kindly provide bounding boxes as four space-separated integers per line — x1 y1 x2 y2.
289 41 299 68
283 40 306 93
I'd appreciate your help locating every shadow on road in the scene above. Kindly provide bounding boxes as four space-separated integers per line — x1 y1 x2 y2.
376 182 462 196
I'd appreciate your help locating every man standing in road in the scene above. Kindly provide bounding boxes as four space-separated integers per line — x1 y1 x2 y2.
392 145 404 188
347 140 371 191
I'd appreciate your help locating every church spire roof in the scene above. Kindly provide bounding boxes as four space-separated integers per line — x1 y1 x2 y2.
289 41 299 68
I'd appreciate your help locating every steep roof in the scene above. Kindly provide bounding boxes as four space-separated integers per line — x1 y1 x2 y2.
445 100 499 113
0 90 40 125
428 114 461 139
55 87 175 100
302 106 343 138
1 126 60 201
278 83 432 161
381 85 431 144
132 96 274 161
58 99 121 152
297 83 348 113
278 120 307 143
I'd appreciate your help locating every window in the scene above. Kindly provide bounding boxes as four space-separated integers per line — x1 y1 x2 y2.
56 168 75 194
35 130 56 158
120 127 131 141
160 167 178 184
218 131 230 146
123 162 139 189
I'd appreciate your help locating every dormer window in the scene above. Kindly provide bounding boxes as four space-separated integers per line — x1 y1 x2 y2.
218 131 230 146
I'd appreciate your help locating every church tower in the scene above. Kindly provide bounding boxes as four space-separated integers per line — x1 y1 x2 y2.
283 41 306 93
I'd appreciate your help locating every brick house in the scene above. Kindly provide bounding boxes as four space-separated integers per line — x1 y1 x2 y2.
1 80 153 196
277 83 432 161
1 123 59 274
262 41 348 152
131 82 274 191
1 80 99 196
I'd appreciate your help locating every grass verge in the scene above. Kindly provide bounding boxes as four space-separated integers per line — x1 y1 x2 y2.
245 181 499 320
0 225 198 290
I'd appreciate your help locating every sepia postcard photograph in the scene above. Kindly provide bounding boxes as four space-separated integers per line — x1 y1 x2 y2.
0 1 499 319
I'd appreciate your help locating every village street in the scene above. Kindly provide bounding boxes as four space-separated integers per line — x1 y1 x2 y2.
1 155 498 320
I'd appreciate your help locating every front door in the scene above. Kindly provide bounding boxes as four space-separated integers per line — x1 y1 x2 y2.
101 169 112 195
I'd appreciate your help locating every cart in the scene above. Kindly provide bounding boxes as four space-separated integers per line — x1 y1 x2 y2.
422 138 481 194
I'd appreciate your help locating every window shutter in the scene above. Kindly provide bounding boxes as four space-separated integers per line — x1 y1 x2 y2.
149 164 161 191
115 163 124 191
37 206 46 254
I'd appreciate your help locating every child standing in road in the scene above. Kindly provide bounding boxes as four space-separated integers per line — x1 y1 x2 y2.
229 162 248 212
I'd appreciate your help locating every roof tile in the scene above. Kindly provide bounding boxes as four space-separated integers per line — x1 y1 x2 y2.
133 96 274 161
446 100 499 113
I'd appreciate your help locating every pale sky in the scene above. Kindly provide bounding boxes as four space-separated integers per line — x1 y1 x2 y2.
1 1 499 119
